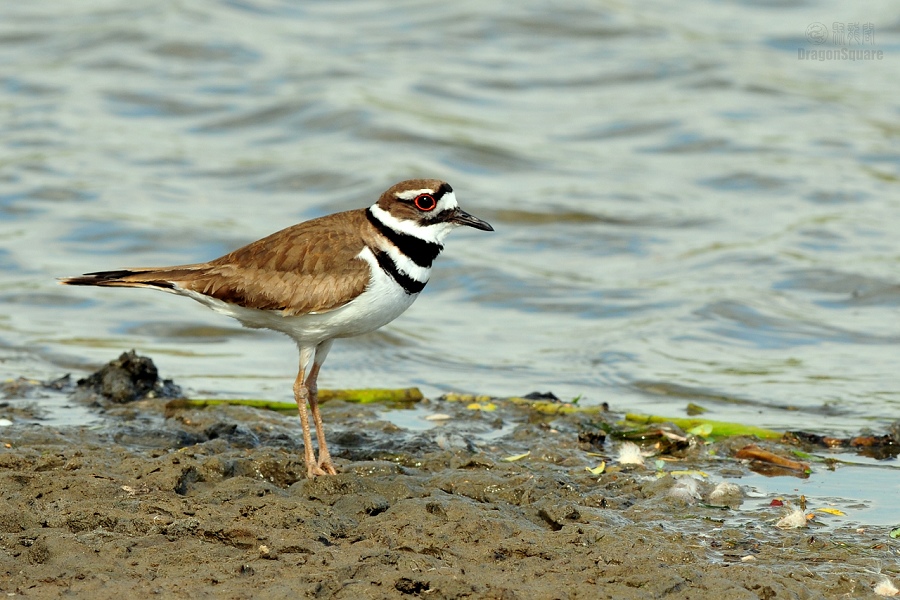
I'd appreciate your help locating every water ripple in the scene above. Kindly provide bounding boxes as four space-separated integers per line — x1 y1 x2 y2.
1 0 898 436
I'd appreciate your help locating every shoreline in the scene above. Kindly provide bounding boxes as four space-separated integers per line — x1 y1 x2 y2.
2 379 897 598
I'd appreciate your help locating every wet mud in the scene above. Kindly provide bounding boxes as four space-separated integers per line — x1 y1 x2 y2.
1 357 897 599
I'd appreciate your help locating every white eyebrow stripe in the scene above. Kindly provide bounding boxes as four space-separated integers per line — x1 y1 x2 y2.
394 188 435 200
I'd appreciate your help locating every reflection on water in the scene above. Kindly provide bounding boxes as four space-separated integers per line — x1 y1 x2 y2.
1 0 899 441
740 459 900 527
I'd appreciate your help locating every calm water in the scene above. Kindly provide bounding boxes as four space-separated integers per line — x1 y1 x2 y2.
2 0 900 438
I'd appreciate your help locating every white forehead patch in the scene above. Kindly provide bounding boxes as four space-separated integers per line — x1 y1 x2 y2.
394 188 435 201
434 190 459 214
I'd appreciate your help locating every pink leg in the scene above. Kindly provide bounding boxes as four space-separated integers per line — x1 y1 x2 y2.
308 339 337 474
293 347 332 478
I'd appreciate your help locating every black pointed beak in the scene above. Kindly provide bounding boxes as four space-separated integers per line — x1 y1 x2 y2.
450 208 494 231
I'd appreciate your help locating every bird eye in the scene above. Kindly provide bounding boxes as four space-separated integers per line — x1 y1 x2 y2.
414 194 437 211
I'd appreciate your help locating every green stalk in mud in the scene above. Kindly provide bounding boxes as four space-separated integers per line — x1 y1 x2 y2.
168 387 423 412
623 413 783 440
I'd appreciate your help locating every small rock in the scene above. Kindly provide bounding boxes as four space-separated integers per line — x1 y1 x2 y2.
75 350 182 403
522 391 560 402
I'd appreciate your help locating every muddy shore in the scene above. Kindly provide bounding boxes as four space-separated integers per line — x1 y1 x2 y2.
1 363 897 599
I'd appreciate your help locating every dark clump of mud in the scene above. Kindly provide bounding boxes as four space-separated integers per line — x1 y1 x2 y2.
0 355 897 598
75 349 182 404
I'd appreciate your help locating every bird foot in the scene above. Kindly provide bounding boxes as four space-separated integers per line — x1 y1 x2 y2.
306 463 329 478
318 456 338 475
305 457 338 478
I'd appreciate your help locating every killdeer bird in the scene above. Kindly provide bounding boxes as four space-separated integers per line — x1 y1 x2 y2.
61 179 493 477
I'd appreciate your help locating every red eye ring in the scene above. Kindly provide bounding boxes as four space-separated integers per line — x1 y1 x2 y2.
414 194 437 211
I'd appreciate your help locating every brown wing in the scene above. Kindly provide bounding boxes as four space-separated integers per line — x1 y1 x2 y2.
61 208 373 315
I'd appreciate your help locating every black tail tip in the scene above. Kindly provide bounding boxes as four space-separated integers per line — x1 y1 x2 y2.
59 270 134 286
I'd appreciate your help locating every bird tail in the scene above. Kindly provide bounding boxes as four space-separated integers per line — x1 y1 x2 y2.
59 268 199 291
